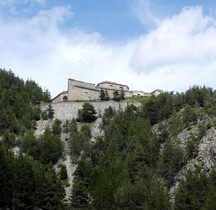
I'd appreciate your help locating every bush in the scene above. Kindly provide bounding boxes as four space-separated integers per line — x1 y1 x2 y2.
60 164 68 180
77 102 97 123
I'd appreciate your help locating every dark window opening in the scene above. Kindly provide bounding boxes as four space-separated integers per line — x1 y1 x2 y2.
63 96 68 102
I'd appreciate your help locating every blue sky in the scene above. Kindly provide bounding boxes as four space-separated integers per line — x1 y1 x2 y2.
1 0 216 97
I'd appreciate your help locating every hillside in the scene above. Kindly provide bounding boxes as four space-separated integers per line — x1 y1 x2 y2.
1 69 216 209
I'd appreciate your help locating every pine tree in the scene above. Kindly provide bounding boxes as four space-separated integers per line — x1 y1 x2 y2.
77 102 97 123
12 155 36 210
71 159 92 209
105 90 110 101
47 104 54 120
52 119 62 136
175 167 208 210
60 164 68 180
120 88 125 100
113 90 120 101
0 146 14 209
99 89 106 101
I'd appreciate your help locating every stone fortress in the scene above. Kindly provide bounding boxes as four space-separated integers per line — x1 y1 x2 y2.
52 78 163 103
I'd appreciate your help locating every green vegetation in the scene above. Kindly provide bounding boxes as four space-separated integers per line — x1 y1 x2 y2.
0 69 64 209
21 125 63 165
1 69 216 209
0 146 65 209
99 89 110 101
60 164 68 180
0 69 50 137
70 86 216 210
41 104 55 120
77 102 97 123
113 89 125 101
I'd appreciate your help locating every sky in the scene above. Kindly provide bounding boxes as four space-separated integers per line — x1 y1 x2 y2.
1 0 216 97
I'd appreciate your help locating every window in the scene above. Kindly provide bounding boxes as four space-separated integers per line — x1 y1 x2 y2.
63 95 68 102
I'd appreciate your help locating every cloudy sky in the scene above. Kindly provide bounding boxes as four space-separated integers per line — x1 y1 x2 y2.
1 0 216 97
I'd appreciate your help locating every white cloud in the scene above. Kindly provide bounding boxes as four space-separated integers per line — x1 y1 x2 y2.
31 6 72 27
130 6 216 87
0 5 216 98
132 0 161 26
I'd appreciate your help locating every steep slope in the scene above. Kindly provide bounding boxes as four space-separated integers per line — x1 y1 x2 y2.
36 100 141 200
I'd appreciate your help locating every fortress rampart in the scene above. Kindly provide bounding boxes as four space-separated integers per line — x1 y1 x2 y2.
52 79 162 103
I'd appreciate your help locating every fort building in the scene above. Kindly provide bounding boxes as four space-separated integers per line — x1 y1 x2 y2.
52 78 163 103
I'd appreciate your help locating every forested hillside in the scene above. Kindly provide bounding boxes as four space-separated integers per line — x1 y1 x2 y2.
70 86 216 210
1 69 216 209
0 69 50 136
0 69 65 209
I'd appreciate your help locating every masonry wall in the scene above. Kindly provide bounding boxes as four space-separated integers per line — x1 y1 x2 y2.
68 86 100 101
97 83 129 91
42 101 141 121
52 92 68 103
132 91 151 97
69 79 95 90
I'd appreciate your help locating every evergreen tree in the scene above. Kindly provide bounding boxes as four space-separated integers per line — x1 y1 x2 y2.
105 90 110 101
120 88 125 100
99 89 106 101
60 164 68 180
77 102 97 123
47 104 55 120
113 90 120 101
71 158 92 209
38 166 65 210
39 127 63 164
2 129 16 148
175 167 208 210
12 154 36 210
0 69 50 134
52 119 62 136
203 168 216 210
21 130 40 160
0 146 14 209
158 140 184 187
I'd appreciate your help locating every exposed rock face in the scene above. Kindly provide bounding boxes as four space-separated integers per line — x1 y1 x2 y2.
176 126 198 149
169 127 216 203
34 120 53 137
197 128 216 171
54 133 77 201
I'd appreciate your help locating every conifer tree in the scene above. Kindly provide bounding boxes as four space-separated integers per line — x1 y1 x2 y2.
71 159 92 209
77 102 97 123
99 89 106 101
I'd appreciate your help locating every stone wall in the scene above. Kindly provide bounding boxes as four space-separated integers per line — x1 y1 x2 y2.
68 86 100 101
42 100 141 121
97 82 129 91
132 91 151 97
52 91 68 103
69 79 95 90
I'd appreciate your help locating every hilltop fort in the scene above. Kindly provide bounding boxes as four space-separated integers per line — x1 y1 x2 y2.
52 78 162 103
